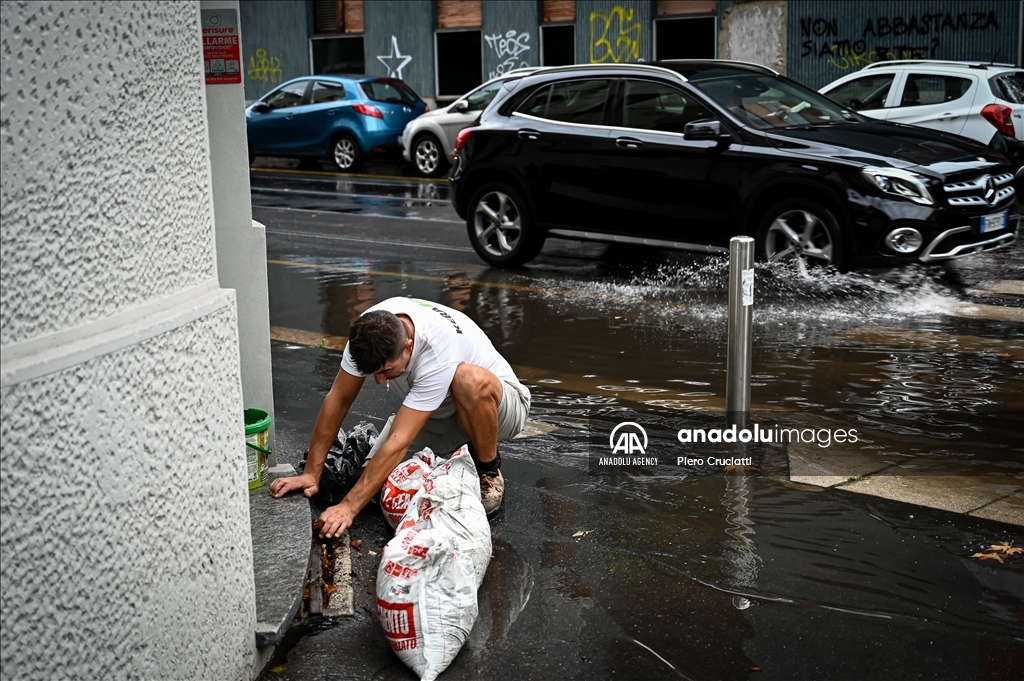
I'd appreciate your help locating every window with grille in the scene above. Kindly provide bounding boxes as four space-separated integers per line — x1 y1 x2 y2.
312 36 365 75
314 0 364 34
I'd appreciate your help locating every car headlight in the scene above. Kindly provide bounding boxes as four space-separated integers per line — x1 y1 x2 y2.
862 167 934 205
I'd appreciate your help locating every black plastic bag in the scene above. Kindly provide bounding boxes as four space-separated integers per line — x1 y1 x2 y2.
299 421 378 503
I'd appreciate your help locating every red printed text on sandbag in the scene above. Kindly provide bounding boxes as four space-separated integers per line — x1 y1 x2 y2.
377 599 418 650
384 560 420 580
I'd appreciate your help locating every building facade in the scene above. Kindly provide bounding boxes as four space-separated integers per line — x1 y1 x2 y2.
240 0 1022 102
2 1 269 678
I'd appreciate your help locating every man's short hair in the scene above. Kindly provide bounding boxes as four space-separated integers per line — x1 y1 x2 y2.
349 310 406 374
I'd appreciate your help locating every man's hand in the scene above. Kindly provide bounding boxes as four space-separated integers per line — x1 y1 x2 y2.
269 473 319 499
314 501 357 539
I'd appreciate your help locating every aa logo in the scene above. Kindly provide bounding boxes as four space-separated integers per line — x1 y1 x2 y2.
609 422 647 455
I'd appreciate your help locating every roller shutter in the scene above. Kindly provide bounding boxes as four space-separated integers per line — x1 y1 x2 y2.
657 1 716 16
437 0 482 29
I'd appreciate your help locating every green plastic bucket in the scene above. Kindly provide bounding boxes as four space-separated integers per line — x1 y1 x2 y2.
244 408 272 489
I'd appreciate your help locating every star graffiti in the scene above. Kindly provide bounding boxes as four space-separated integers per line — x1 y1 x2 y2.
377 36 412 79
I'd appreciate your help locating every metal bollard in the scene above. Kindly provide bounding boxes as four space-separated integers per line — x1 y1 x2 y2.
726 236 754 427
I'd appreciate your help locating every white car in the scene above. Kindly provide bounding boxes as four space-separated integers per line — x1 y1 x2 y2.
820 60 1024 152
402 68 542 177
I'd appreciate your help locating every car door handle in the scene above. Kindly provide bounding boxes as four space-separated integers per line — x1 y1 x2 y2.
327 110 336 116
518 129 540 140
937 113 958 121
285 114 294 120
616 137 643 149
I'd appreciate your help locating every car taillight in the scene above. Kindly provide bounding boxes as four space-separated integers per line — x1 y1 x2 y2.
981 103 1015 137
454 128 472 154
353 103 383 119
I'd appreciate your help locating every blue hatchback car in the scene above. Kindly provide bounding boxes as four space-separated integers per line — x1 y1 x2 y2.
246 75 427 172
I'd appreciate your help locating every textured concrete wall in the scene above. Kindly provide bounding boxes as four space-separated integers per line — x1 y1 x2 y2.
1 2 257 679
720 0 788 75
0 306 254 680
203 0 276 457
0 1 218 347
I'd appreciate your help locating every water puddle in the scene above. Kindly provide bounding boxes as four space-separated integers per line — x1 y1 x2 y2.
265 242 1023 680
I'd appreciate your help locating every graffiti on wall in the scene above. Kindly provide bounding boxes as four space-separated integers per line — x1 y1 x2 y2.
377 36 413 79
590 6 642 64
485 29 531 79
247 48 283 84
799 9 1003 71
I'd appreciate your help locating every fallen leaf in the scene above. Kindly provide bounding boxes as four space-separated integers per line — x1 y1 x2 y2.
368 550 378 556
987 542 1021 555
572 531 586 538
351 539 363 550
750 667 762 672
971 552 1005 563
270 665 286 674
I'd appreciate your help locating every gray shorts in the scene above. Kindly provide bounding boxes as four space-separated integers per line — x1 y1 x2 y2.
368 380 530 459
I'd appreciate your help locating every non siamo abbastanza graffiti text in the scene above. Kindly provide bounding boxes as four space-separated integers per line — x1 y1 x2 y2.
800 9 1002 71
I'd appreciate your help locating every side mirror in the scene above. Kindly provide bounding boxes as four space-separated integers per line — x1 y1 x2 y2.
452 100 469 113
684 119 728 141
251 102 270 114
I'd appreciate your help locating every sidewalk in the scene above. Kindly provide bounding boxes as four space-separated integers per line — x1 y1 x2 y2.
786 439 1022 526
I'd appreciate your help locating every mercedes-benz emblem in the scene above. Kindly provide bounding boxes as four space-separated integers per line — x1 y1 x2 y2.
983 175 997 205
403 106 412 113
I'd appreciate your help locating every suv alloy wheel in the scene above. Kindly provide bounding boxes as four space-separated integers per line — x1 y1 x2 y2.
468 184 544 266
758 199 847 271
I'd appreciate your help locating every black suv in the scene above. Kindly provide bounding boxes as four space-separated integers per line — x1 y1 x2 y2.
449 61 1019 270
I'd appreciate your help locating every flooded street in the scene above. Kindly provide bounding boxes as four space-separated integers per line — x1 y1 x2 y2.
254 166 1023 681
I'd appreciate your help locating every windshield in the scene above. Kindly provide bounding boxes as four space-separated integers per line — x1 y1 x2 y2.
463 81 502 112
694 74 857 129
360 79 421 105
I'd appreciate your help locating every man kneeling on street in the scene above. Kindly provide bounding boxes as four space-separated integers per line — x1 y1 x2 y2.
269 297 531 538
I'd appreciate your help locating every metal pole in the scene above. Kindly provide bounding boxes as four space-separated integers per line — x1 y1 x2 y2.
727 236 754 427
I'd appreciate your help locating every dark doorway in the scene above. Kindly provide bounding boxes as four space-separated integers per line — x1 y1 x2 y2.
655 17 716 60
542 25 575 66
436 30 482 96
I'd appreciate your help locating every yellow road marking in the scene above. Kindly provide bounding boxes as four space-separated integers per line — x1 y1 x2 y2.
947 301 1024 324
835 326 1024 360
971 279 1024 296
251 167 446 183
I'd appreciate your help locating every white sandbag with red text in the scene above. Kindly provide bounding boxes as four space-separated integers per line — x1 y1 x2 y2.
376 446 491 680
379 447 439 528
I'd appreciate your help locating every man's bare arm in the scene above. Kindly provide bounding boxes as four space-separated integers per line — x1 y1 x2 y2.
269 367 365 499
315 405 432 538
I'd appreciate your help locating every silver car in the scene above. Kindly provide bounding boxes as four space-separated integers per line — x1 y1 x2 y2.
402 68 541 177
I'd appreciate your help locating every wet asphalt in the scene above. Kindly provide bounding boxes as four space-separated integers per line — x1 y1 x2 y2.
253 158 1023 681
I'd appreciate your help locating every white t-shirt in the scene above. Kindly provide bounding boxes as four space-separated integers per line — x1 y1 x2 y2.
341 297 529 419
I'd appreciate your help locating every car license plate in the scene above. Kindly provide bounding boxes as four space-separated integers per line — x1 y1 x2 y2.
979 211 1008 234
